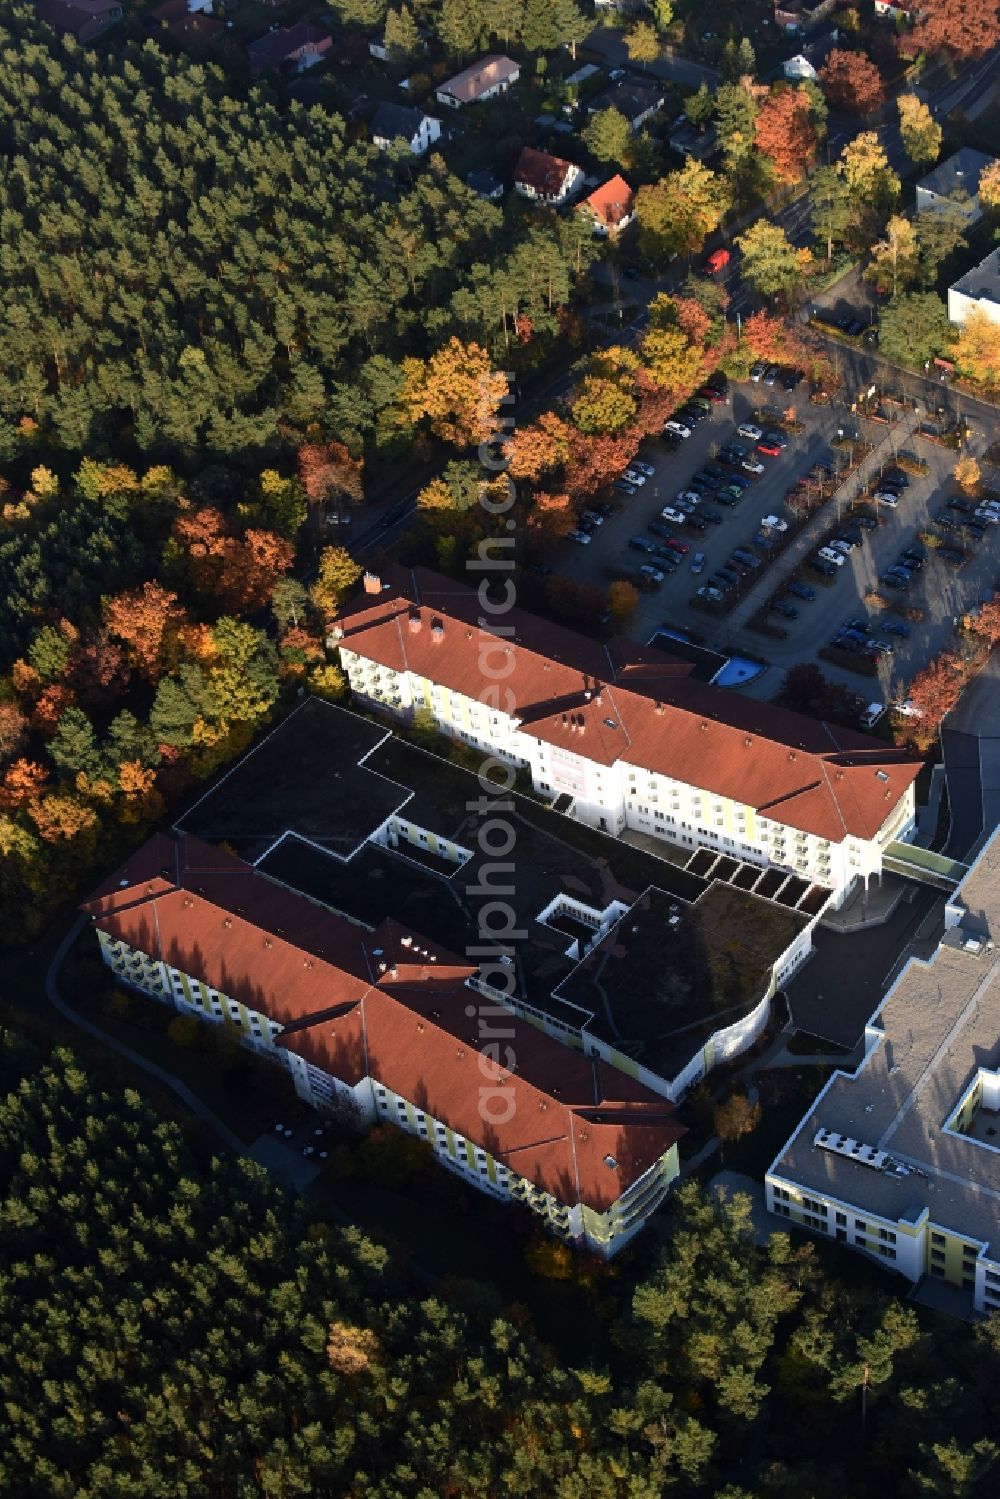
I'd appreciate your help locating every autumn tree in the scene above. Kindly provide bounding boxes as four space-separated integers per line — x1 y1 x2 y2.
504 410 572 483
906 652 967 749
625 20 660 66
0 702 27 765
714 1092 761 1144
402 339 509 448
0 758 49 811
754 88 818 182
571 376 637 436
838 132 900 209
910 0 1000 60
736 221 810 300
819 50 885 114
954 307 1000 391
897 94 942 167
103 583 185 682
297 442 363 518
311 546 363 618
954 455 981 492
636 161 730 262
607 580 639 623
979 159 1000 212
867 215 919 299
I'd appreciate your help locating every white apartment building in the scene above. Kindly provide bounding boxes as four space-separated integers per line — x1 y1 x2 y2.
333 569 921 908
766 832 1000 1314
83 831 683 1258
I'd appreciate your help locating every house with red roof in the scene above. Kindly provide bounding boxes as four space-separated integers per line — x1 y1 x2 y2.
333 567 922 907
83 831 683 1256
577 174 635 237
513 147 585 206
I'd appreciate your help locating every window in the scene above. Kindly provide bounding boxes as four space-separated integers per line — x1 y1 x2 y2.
878 1228 896 1244
835 1211 847 1227
930 1263 944 1278
930 1248 945 1264
774 1203 790 1218
877 1245 897 1261
931 1231 945 1247
855 1220 867 1234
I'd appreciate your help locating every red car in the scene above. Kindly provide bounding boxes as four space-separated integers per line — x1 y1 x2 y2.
697 385 726 404
756 440 782 457
666 537 690 555
704 248 730 275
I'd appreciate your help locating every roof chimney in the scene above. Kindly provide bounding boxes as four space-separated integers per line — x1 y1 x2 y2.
408 608 421 633
363 571 382 595
431 617 445 643
655 701 664 716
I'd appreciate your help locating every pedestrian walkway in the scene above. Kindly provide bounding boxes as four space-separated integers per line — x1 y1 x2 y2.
883 840 967 891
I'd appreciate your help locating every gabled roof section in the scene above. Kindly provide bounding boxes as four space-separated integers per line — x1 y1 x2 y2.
579 174 634 227
336 568 921 842
514 146 577 196
84 834 682 1213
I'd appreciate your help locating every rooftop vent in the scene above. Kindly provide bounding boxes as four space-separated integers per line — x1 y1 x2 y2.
604 1154 618 1169
603 717 619 729
876 769 890 782
814 1126 890 1171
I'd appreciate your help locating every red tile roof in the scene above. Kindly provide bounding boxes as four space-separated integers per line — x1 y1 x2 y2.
579 174 634 229
514 146 577 198
336 568 922 842
83 835 681 1212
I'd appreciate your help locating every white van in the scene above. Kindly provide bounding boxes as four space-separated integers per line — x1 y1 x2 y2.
860 702 885 729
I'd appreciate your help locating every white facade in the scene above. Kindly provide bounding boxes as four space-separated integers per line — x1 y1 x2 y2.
948 246 1000 326
95 925 678 1257
514 161 585 206
373 113 442 156
337 643 917 906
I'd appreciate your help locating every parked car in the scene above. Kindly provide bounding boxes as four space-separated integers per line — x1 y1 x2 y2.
897 552 923 572
677 405 707 425
879 572 909 590
666 537 690 555
675 498 699 515
581 509 604 527
975 506 1000 524
756 440 782 457
630 460 656 478
648 519 672 539
578 517 596 534
828 540 853 557
725 472 752 490
935 511 959 531
676 490 702 505
742 457 766 475
818 547 845 567
629 535 655 553
882 469 909 488
737 422 763 442
613 479 638 495
809 556 837 577
704 247 731 275
664 420 691 439
873 491 900 507
762 430 789 449
839 526 863 546
786 581 816 601
771 599 799 619
622 469 647 486
691 551 706 574
780 368 802 391
716 568 741 588
639 565 665 585
708 574 734 594
947 496 972 513
856 514 879 530
749 361 768 382
761 514 788 532
697 585 723 601
688 397 713 415
883 621 910 638
763 364 780 386
732 548 759 568
939 547 966 564
661 507 687 524
685 514 709 533
649 546 679 568
697 385 726 404
691 470 722 490
706 372 728 394
567 529 591 545
700 507 723 525
715 489 740 507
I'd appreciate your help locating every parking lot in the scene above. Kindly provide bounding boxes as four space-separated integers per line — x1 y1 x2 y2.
558 375 1000 706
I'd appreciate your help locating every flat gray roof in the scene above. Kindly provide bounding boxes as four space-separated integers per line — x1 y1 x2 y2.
771 832 1000 1256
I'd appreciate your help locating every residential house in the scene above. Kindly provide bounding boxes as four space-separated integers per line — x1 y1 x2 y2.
247 23 332 74
513 146 584 206
466 166 504 200
370 102 441 156
873 1 912 19
586 78 664 133
783 53 819 81
774 0 836 30
668 119 719 162
333 567 922 909
577 174 635 237
767 831 1000 1315
916 148 998 225
435 55 520 109
34 0 122 41
84 829 685 1257
948 246 1000 327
